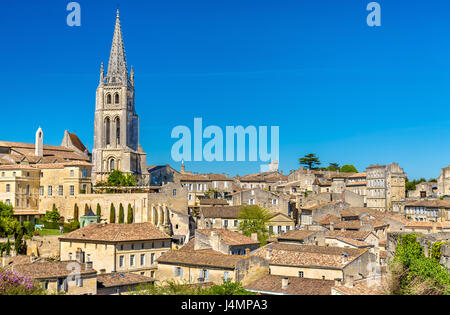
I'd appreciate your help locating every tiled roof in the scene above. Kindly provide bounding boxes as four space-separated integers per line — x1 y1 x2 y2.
9 260 96 280
245 275 334 295
199 199 229 206
325 236 372 248
60 223 171 242
157 250 245 269
325 230 374 241
252 243 367 269
348 172 366 178
405 200 450 208
276 230 317 242
97 272 155 288
196 229 259 246
332 278 385 295
180 173 232 181
405 221 450 229
68 133 87 153
200 206 242 219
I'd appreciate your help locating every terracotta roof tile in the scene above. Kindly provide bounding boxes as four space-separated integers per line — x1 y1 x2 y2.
60 223 171 242
245 275 334 295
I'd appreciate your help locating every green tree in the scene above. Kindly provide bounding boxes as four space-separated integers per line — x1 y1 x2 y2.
73 204 79 222
327 163 340 171
238 205 271 245
299 153 320 170
44 204 61 223
107 170 137 187
134 280 255 295
96 204 101 223
84 204 90 215
118 203 124 224
340 165 358 173
0 202 20 237
110 204 116 223
127 204 133 224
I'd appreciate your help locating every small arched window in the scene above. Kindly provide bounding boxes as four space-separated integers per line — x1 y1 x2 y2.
106 94 112 104
115 117 120 145
110 159 115 171
115 93 120 104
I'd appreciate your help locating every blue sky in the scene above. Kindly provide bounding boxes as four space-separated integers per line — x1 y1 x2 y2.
1 0 450 179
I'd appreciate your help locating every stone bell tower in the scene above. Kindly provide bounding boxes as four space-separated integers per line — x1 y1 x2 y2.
92 10 148 184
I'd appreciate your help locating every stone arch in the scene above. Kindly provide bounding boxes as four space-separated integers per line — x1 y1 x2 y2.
109 158 115 171
153 206 158 226
106 93 112 104
114 93 120 104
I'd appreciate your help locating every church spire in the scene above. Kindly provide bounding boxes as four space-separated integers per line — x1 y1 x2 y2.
106 9 128 84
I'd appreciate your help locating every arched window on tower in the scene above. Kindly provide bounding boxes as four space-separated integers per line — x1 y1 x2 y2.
106 94 112 105
115 93 120 104
110 159 115 171
105 117 111 145
115 117 120 145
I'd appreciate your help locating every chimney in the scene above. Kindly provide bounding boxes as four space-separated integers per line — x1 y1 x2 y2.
85 261 93 271
342 253 348 265
345 275 354 288
266 248 273 260
334 278 342 287
281 277 289 290
35 127 43 157
251 233 258 242
432 222 437 234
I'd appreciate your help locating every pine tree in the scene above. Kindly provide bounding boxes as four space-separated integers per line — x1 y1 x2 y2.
110 203 116 223
85 204 89 215
96 204 101 223
74 204 79 222
127 204 133 224
118 203 124 224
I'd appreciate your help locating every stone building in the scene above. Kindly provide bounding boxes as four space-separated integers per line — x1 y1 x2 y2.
438 165 450 197
193 229 260 255
236 171 288 191
231 187 291 216
408 181 438 199
404 200 450 222
251 242 375 282
6 259 97 295
156 246 269 285
366 163 406 213
180 172 233 207
92 10 148 185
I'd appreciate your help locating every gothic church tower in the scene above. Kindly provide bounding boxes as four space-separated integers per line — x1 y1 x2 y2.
92 10 148 184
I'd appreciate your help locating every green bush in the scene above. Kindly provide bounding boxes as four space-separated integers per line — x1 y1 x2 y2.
23 221 35 236
63 221 80 233
43 221 62 230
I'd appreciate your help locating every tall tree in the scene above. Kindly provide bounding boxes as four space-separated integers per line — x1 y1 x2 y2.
110 203 116 223
84 204 89 215
328 163 340 171
73 204 79 222
118 203 124 224
127 204 134 224
299 153 321 170
340 165 358 173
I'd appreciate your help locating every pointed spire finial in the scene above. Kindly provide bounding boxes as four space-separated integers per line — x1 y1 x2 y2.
106 9 128 84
